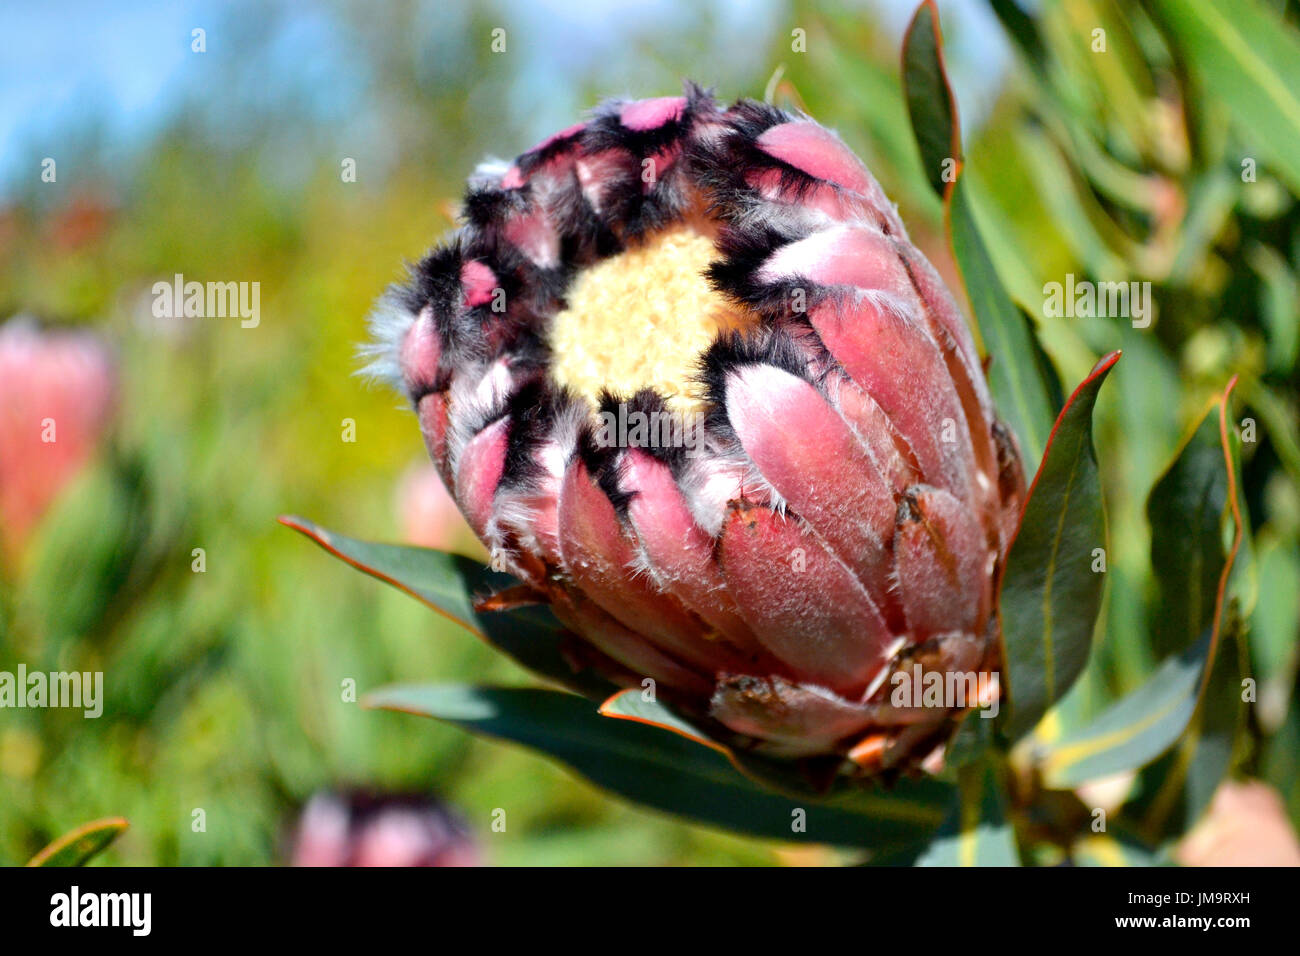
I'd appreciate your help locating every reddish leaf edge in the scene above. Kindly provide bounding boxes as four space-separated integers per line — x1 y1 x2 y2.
993 350 1120 732
598 689 797 792
25 817 129 867
1002 349 1121 558
598 689 729 754
597 690 862 800
278 514 489 641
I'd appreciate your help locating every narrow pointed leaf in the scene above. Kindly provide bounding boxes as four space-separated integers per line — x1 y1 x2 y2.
1146 408 1231 660
1038 635 1207 789
1038 382 1245 789
280 515 507 629
999 352 1119 742
26 818 128 867
1128 624 1246 839
597 689 721 749
948 181 1058 467
280 516 614 698
1131 385 1250 835
366 684 951 849
901 0 960 197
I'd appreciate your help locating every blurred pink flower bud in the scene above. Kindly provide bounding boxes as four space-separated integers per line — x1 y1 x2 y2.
396 460 478 552
1176 780 1300 867
290 791 482 867
0 318 116 561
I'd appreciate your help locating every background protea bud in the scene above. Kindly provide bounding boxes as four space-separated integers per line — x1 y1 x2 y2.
289 791 481 867
369 84 1025 773
0 316 116 563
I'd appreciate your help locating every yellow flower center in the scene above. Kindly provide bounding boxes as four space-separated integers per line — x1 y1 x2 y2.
547 225 757 412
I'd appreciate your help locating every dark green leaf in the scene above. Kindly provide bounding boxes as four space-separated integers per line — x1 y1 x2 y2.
26 818 128 867
1122 622 1246 841
366 684 951 849
901 0 960 197
987 0 1048 72
599 690 859 799
1038 383 1246 790
280 514 506 629
1147 411 1229 660
1130 395 1251 836
280 516 615 698
942 709 998 774
999 352 1119 742
948 180 1059 468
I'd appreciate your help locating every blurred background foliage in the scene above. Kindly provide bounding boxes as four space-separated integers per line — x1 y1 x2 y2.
0 0 1297 864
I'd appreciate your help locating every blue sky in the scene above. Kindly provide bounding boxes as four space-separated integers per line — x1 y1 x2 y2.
0 0 1007 198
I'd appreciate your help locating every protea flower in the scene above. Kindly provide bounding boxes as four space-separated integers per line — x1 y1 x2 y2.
368 85 1025 774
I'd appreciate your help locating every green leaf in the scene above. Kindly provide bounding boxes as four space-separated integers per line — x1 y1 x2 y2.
1039 635 1207 789
901 0 960 197
1117 624 1247 843
598 689 850 799
1130 391 1251 837
1037 382 1246 790
26 818 128 867
1146 409 1231 660
596 689 724 751
366 684 951 850
1151 0 1300 194
1144 625 1246 835
987 0 1048 72
280 516 615 698
916 760 1019 866
948 180 1059 468
281 514 506 629
999 352 1119 742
